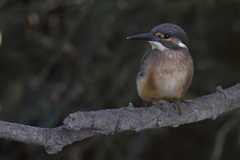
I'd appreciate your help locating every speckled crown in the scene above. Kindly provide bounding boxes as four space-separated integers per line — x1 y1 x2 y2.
151 23 188 46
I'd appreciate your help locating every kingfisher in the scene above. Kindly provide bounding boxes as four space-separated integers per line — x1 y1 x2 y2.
127 23 194 114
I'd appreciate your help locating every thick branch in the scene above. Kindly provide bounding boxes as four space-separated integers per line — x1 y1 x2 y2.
0 84 240 154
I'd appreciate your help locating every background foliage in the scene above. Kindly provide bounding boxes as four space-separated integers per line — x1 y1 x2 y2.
0 0 240 159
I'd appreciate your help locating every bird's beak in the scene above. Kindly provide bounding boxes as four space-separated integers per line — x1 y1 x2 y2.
127 33 160 41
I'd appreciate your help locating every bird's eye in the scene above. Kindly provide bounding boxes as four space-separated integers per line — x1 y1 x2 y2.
164 34 170 38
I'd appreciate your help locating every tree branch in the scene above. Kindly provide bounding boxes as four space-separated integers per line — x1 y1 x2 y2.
1 84 240 154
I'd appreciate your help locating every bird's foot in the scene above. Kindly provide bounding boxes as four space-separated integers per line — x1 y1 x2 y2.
172 100 182 115
152 100 162 108
151 98 164 110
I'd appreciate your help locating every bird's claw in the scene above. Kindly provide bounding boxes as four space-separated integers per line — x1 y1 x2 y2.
172 100 182 115
152 100 162 109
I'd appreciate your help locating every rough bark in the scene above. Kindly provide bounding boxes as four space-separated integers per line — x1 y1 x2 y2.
0 84 240 154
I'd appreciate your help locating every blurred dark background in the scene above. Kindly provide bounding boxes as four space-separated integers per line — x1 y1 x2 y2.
0 0 240 160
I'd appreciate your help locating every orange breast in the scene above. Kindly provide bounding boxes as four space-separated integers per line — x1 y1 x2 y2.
137 49 193 103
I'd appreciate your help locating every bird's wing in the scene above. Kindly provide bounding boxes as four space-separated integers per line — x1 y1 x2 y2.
138 49 155 77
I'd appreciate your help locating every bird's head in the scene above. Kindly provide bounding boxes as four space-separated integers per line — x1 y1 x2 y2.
127 23 188 51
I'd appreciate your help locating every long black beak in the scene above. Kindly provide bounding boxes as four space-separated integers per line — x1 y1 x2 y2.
127 33 160 41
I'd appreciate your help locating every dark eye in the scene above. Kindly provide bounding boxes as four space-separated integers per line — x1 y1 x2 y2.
164 34 170 38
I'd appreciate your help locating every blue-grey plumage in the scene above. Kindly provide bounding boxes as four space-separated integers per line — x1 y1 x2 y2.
127 23 194 113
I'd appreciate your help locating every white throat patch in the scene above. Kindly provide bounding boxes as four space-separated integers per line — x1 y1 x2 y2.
148 41 167 51
178 42 188 50
148 41 188 51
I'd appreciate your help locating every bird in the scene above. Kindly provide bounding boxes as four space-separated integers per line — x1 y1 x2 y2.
127 23 194 114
